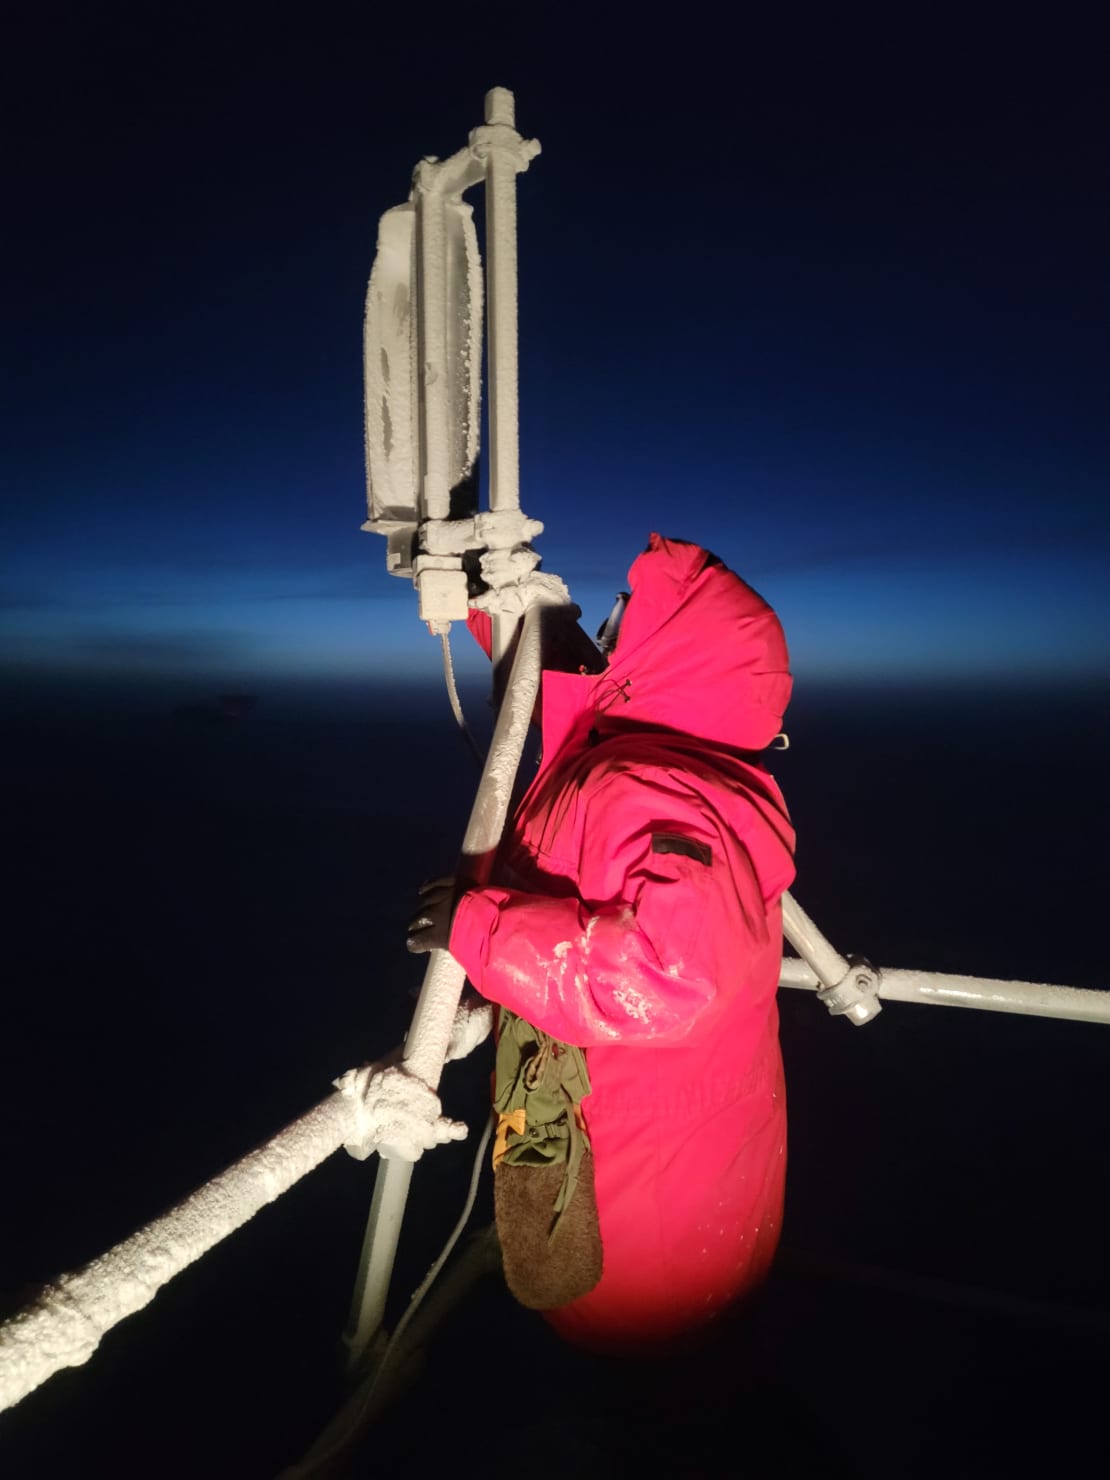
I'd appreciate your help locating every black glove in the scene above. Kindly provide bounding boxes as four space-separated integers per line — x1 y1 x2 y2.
406 876 458 954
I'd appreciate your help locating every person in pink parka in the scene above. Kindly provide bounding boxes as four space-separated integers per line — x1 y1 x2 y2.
409 533 795 1357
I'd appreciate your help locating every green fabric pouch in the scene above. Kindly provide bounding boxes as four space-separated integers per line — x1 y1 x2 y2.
492 1009 604 1309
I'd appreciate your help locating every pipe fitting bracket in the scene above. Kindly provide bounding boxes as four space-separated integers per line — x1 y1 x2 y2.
816 956 883 1026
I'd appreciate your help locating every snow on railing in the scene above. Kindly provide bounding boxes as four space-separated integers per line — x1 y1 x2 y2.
3 936 1103 1416
0 1068 409 1412
779 955 1110 1024
4 935 1103 1418
0 599 555 1417
779 891 1108 1025
342 597 555 1366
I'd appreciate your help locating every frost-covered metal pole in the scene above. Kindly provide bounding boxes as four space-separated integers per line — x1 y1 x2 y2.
475 86 536 673
414 181 452 522
781 890 883 1024
343 602 547 1366
0 1075 406 1413
779 956 1110 1024
778 892 1108 1024
481 85 522 522
363 88 541 649
350 87 550 1366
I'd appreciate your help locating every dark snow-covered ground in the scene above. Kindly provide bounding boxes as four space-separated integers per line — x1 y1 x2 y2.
1 677 1107 1476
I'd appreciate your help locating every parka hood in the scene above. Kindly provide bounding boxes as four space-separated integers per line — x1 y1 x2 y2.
595 533 792 752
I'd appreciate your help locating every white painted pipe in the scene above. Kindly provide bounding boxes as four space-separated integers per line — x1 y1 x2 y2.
479 87 535 681
346 90 544 1355
778 956 1110 1025
414 177 451 522
781 890 851 986
483 85 523 519
343 601 546 1365
0 1086 376 1413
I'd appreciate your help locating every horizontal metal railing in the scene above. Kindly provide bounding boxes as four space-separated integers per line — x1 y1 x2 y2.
2 882 1104 1413
0 1079 373 1411
778 954 1110 1025
0 602 552 1416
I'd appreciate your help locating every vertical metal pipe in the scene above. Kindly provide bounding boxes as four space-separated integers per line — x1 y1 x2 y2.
343 604 545 1367
348 85 544 1364
415 179 451 521
483 86 522 519
341 1154 417 1364
482 87 526 677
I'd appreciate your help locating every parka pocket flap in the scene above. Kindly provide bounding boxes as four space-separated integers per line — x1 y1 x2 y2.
652 831 712 866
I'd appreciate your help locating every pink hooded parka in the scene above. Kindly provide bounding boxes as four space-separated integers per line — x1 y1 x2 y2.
450 534 796 1354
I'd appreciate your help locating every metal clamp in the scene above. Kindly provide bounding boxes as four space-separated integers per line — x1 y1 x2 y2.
420 508 545 557
816 955 883 1026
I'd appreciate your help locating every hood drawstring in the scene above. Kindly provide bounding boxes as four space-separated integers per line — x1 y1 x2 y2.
595 676 633 714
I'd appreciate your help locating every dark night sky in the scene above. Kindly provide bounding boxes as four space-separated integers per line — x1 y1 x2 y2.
4 6 1108 696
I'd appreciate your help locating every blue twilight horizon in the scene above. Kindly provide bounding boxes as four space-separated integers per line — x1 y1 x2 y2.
4 16 1107 699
